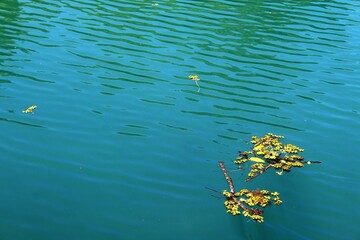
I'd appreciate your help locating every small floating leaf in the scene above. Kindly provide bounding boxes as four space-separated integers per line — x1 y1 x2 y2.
188 75 200 81
248 157 265 163
188 75 201 92
22 105 37 114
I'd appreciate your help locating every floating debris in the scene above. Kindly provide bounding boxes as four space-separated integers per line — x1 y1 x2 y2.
219 161 282 223
234 133 321 182
188 75 201 92
22 105 37 114
216 133 321 223
188 75 200 81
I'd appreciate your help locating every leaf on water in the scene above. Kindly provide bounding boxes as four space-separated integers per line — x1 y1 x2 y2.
22 105 37 114
248 157 265 163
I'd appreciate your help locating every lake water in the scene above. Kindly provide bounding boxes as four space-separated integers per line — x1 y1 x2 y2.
1 1 359 239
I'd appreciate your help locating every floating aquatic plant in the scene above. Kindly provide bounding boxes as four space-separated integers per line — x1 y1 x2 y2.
22 105 37 114
219 161 281 223
235 133 321 181
188 75 201 92
218 133 321 223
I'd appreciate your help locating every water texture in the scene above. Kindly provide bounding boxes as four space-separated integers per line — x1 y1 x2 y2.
1 0 359 239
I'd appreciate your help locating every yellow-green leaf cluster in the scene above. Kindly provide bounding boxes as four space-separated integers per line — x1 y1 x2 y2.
222 189 282 223
235 133 308 176
237 189 282 208
219 134 320 224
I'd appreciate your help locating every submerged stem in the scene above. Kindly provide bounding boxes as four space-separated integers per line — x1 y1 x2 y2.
195 80 200 92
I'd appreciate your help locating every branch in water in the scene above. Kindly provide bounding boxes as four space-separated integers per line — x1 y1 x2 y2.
245 163 273 182
218 161 235 194
218 161 249 211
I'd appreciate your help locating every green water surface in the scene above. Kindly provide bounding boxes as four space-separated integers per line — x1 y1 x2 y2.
1 1 359 239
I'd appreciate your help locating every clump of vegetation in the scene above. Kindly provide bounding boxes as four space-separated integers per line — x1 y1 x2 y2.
218 133 320 223
235 133 321 181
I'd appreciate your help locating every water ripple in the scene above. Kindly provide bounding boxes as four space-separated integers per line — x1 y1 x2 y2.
1 0 359 239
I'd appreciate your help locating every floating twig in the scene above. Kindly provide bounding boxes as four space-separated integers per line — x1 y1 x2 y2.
218 161 235 194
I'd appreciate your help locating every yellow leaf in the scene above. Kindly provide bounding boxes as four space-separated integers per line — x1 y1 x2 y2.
253 144 263 151
248 157 265 163
22 105 37 114
188 75 200 81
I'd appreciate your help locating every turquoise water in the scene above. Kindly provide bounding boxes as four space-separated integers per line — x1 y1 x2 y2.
1 0 359 239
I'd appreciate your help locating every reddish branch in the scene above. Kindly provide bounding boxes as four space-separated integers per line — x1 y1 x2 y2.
245 163 273 182
218 161 248 211
219 161 235 194
232 195 249 212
